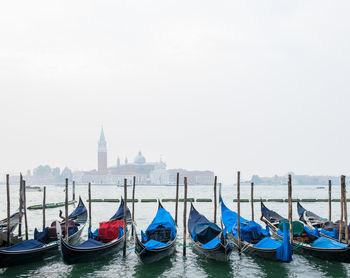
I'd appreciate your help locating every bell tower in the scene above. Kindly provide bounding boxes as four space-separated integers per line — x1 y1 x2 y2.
98 127 107 173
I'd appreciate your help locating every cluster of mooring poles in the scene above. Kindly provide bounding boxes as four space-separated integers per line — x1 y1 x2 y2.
2 171 349 260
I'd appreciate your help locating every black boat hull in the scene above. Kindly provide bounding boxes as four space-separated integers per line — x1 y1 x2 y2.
190 238 232 261
135 233 176 264
228 234 280 262
60 234 124 265
0 222 85 268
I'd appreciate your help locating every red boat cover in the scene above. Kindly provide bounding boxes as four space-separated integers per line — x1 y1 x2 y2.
98 220 124 242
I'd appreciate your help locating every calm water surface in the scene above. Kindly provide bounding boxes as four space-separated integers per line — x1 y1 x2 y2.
0 184 349 277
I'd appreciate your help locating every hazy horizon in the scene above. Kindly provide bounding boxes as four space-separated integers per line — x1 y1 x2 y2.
1 1 350 183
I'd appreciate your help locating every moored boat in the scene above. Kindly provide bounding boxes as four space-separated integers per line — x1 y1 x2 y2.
221 199 292 262
0 197 87 268
60 198 131 265
135 201 177 264
261 202 350 263
188 203 232 261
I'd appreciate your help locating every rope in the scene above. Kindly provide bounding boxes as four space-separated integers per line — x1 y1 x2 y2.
127 246 135 250
292 241 306 250
176 241 193 248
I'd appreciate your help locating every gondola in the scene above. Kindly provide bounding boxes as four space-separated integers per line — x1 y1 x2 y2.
188 203 232 261
0 197 87 268
135 201 177 264
60 198 131 265
221 198 292 262
0 212 21 246
260 202 350 263
297 202 346 241
0 212 20 233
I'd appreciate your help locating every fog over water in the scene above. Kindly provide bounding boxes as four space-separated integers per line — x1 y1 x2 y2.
1 1 350 183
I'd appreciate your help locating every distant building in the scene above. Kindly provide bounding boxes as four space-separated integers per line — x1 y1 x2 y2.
74 128 214 185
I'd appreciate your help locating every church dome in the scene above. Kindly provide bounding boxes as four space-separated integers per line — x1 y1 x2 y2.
134 151 146 164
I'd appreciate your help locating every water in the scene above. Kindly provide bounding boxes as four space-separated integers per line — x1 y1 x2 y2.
0 184 349 277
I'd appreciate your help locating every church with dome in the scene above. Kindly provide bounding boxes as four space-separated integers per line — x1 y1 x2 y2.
75 128 214 185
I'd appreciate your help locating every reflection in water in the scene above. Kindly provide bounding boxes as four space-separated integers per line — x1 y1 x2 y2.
305 255 348 278
249 255 288 278
133 256 173 278
195 256 233 278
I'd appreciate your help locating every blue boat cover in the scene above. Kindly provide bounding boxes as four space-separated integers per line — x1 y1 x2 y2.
110 199 131 221
68 198 87 219
144 239 169 250
188 206 221 244
145 207 176 241
254 237 282 249
304 226 320 237
202 237 220 249
321 228 337 239
0 239 44 251
34 227 49 242
276 221 292 262
68 226 78 237
76 238 105 248
222 199 292 262
310 237 348 249
221 200 269 242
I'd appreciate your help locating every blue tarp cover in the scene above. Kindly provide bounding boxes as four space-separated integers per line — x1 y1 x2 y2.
202 237 220 249
188 206 221 244
221 199 269 242
145 207 176 241
76 238 105 248
68 198 87 219
34 227 49 241
321 228 337 239
304 226 320 237
0 239 44 251
110 199 131 221
254 237 281 249
144 239 169 250
310 237 348 249
276 221 292 262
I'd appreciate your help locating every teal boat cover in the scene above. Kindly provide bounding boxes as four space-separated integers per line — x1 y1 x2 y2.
202 237 221 249
0 239 44 251
310 237 348 249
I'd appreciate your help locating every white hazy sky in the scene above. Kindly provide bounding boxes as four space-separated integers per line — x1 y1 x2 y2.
1 1 350 183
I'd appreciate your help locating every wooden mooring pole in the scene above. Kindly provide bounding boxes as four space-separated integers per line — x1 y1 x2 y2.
43 186 46 230
183 177 188 256
72 181 75 201
339 176 344 242
214 176 217 224
328 180 332 221
132 176 136 236
65 178 68 241
237 171 241 254
123 178 127 257
342 176 348 244
6 174 10 245
251 182 254 221
288 175 293 244
175 172 179 225
23 180 28 240
18 173 23 237
88 183 91 229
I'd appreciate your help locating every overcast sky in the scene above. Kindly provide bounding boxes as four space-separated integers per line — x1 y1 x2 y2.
1 1 350 183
